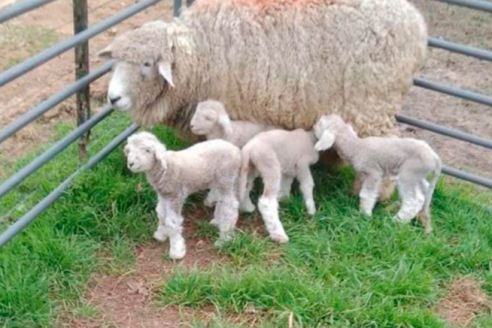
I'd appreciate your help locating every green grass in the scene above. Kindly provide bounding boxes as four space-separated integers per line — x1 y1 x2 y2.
1 113 492 327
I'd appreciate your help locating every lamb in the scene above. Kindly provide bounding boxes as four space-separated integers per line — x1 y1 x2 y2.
98 0 427 139
313 115 442 234
190 99 278 211
190 100 278 148
238 129 319 243
124 131 241 259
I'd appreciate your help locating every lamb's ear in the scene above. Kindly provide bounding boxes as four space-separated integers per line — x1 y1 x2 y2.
153 143 168 171
158 61 175 88
97 45 113 59
217 113 233 136
315 131 335 151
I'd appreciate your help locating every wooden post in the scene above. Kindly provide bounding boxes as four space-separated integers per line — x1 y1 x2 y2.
73 0 90 161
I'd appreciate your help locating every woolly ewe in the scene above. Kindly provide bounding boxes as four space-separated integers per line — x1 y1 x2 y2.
314 115 441 234
124 132 241 259
99 0 427 138
239 129 319 243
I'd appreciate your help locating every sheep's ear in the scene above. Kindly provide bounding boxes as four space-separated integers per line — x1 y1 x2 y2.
97 45 113 59
315 131 335 151
158 61 175 88
218 114 233 136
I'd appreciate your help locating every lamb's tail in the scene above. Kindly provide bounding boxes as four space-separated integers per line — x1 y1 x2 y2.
238 145 252 203
422 154 442 217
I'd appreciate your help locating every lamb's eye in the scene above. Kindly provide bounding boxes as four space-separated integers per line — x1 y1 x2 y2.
145 149 151 153
144 62 151 67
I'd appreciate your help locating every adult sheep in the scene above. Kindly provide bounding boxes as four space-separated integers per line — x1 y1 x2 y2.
98 0 427 137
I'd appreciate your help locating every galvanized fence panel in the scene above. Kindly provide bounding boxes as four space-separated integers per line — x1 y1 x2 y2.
0 0 491 250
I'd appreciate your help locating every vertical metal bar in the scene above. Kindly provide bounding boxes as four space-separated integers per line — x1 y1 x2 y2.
174 0 182 17
73 0 91 161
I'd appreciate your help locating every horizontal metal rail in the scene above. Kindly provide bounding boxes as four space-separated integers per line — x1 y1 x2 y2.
0 0 160 88
0 105 114 200
433 0 492 13
413 78 492 108
442 165 492 189
0 124 139 250
428 37 492 62
0 61 114 144
396 114 492 150
0 0 56 24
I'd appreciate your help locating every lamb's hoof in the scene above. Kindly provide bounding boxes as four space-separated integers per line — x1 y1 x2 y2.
270 233 289 244
204 199 216 208
360 209 373 217
240 202 256 213
209 218 220 227
393 215 412 224
423 227 433 235
153 229 168 242
169 248 186 260
306 203 316 216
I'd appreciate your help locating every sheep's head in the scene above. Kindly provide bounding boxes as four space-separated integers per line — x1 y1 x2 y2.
189 100 233 136
98 21 175 113
124 132 167 173
314 114 356 151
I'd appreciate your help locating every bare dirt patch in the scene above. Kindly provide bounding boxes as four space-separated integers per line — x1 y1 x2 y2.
436 277 491 327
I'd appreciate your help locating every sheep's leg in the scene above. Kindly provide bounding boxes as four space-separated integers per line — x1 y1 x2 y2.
204 189 219 208
378 176 396 203
351 172 363 197
239 173 256 213
278 175 294 201
395 179 424 224
359 173 383 217
153 195 168 242
297 166 316 215
256 157 288 243
163 197 186 260
213 191 239 246
417 179 433 234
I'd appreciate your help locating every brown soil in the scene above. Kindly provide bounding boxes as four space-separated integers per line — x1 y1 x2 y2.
436 277 491 327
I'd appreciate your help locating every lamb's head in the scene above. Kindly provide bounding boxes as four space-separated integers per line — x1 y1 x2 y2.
314 114 357 151
98 21 175 113
190 100 233 136
124 132 167 173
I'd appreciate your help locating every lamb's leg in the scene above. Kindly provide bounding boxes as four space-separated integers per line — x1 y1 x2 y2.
297 166 316 215
256 158 288 243
417 179 433 234
378 176 396 203
359 172 383 217
351 172 363 197
204 189 218 208
278 175 294 201
214 191 239 246
153 195 168 242
163 197 186 260
395 179 424 224
239 173 256 213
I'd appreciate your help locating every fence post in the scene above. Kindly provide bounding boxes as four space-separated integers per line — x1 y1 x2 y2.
73 0 90 161
174 0 182 17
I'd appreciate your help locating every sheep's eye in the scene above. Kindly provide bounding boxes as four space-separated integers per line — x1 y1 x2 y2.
144 62 152 67
145 149 151 153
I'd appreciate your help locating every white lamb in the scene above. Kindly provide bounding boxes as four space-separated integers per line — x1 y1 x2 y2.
190 99 278 211
238 129 319 243
124 132 241 259
313 114 441 234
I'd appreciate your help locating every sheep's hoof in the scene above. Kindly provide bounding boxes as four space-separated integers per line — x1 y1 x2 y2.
169 248 186 260
204 199 216 208
306 203 316 216
393 215 412 224
239 202 256 213
360 209 373 217
153 230 168 242
209 218 220 227
270 234 289 244
423 226 433 235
